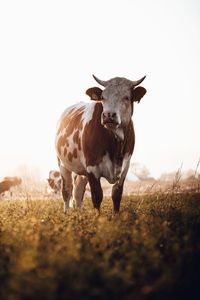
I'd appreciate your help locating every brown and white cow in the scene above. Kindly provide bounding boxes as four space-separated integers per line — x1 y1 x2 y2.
0 176 22 197
55 75 146 213
47 170 61 194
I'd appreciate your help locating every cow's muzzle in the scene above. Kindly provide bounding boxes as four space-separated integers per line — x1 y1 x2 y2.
102 112 119 129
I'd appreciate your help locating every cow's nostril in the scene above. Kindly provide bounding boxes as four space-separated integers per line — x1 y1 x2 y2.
112 113 116 118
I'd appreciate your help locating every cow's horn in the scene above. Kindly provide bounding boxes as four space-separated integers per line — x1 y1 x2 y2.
92 75 108 87
132 76 146 86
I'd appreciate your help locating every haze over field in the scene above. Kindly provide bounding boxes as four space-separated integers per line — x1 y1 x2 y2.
0 0 199 180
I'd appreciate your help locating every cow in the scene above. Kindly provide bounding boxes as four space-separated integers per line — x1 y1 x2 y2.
0 176 22 197
47 170 61 194
55 74 146 213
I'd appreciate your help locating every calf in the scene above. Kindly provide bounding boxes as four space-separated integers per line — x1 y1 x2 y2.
47 170 61 194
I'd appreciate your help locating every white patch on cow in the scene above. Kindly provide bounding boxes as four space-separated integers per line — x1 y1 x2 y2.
86 153 113 181
58 101 94 128
115 127 124 141
59 102 86 121
67 130 76 151
87 152 131 184
81 102 96 126
118 154 131 185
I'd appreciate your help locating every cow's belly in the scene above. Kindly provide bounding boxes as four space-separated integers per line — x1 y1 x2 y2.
56 132 87 175
59 156 86 175
55 102 95 176
86 152 131 184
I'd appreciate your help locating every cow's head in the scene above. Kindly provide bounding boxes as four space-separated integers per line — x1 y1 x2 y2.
86 75 146 130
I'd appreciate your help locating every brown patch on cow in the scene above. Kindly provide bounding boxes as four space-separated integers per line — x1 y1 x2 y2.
64 147 67 157
82 103 113 166
73 130 82 150
73 130 79 144
68 152 73 162
124 121 135 155
73 148 77 159
82 102 135 167
57 134 67 155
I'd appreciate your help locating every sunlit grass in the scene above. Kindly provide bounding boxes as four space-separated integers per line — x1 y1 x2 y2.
0 192 200 300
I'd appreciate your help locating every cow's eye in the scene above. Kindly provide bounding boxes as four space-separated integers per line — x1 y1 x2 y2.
124 96 130 101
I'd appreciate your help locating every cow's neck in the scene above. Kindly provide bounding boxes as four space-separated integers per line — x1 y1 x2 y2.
114 127 125 141
114 120 132 141
113 121 132 163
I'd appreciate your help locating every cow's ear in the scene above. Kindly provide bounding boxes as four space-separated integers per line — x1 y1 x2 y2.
132 86 146 103
86 87 103 101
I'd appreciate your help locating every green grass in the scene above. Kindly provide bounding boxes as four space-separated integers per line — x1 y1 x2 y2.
0 192 200 300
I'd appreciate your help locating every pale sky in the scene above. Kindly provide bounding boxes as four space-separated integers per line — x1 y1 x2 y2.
0 0 199 180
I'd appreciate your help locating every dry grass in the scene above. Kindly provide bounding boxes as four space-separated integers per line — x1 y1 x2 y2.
0 181 200 300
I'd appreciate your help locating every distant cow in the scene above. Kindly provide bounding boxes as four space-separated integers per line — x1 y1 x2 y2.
0 176 22 196
55 75 146 213
47 170 61 193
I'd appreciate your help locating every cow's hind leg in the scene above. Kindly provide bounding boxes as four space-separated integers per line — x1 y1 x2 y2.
60 166 73 213
88 173 103 211
72 175 88 208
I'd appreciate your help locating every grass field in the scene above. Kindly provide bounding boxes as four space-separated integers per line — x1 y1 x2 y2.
0 186 200 300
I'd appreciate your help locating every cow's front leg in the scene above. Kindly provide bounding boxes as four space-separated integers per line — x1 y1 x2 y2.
87 173 103 211
60 166 73 213
112 179 125 214
112 158 130 213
